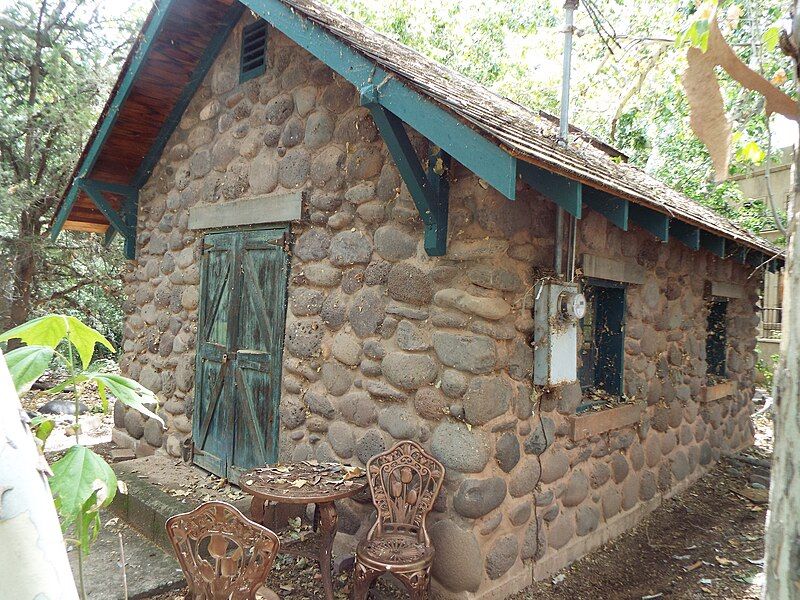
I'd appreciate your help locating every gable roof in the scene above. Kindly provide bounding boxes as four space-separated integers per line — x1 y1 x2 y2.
52 0 782 267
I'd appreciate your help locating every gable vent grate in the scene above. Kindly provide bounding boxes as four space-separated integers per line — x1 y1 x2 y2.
240 20 267 83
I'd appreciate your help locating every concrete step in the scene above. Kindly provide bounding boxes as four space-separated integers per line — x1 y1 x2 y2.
110 454 251 551
69 513 184 600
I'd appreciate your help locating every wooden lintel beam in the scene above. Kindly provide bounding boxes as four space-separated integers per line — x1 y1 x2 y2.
700 231 725 257
628 204 669 241
361 85 448 256
669 220 700 250
584 188 628 231
517 161 582 218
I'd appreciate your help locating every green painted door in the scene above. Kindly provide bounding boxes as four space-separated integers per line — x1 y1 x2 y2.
192 227 288 482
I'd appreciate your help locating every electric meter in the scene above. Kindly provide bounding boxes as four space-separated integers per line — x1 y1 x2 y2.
559 291 586 321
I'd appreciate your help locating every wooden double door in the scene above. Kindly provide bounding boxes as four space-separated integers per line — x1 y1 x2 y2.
192 227 288 482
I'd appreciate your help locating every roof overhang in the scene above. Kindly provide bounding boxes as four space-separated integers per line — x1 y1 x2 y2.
52 0 783 271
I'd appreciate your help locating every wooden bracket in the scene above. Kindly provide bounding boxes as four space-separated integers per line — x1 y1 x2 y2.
79 178 138 259
700 231 725 257
628 204 669 241
517 161 582 217
669 220 700 250
361 84 449 256
583 188 628 231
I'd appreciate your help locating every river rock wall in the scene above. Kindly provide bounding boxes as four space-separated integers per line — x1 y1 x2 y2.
111 14 761 599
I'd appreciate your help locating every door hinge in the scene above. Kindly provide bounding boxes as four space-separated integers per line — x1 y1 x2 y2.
268 231 293 252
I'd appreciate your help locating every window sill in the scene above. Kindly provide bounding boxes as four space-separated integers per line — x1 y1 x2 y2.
701 380 737 403
567 402 644 442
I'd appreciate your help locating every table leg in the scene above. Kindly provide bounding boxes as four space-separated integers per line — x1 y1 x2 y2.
250 495 266 525
317 501 338 600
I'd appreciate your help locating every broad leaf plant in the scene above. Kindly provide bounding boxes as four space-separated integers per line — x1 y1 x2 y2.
0 314 163 559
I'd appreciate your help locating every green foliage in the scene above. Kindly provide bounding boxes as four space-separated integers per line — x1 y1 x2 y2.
0 314 114 368
0 313 161 562
762 26 780 52
328 0 794 240
29 415 55 446
50 445 117 554
4 344 54 393
0 0 143 338
755 349 778 390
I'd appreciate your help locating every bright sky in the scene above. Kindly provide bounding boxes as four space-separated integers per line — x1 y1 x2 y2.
772 115 799 150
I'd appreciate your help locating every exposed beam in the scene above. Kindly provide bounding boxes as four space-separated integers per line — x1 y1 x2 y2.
82 180 138 197
628 204 669 241
700 231 725 257
243 0 518 200
746 250 765 268
426 146 451 256
51 0 174 240
517 161 582 218
122 189 139 260
79 0 175 179
80 180 133 239
669 220 700 250
361 85 448 256
134 2 245 187
103 226 117 247
584 188 628 231
51 184 81 239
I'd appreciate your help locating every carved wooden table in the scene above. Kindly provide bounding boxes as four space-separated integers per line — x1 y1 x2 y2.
240 461 368 600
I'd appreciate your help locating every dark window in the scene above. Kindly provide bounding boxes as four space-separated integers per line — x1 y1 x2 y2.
578 283 626 396
706 300 728 377
240 20 268 83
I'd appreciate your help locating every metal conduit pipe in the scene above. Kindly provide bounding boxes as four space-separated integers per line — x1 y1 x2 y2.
554 0 579 277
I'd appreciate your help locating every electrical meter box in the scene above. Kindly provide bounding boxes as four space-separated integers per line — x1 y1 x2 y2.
533 281 585 386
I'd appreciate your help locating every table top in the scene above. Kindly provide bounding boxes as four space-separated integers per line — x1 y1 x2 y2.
239 461 369 504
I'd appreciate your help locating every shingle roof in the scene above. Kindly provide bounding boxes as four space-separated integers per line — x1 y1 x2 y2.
282 0 781 259
53 0 781 263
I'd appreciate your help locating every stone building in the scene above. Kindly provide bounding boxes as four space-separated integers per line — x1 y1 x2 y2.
52 0 783 597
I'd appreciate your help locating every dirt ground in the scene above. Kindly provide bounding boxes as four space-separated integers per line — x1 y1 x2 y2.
147 398 774 600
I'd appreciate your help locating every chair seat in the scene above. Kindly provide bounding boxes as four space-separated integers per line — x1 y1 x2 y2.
356 534 434 571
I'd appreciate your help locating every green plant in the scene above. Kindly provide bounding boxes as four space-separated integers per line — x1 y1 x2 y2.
755 347 779 391
0 314 162 599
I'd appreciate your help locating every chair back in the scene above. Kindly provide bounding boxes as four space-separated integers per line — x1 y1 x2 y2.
166 501 280 600
365 440 444 544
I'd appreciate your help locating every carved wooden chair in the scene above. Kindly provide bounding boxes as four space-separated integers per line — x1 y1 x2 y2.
353 441 445 600
166 501 280 600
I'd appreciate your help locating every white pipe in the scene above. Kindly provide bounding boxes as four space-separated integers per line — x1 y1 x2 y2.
558 0 579 145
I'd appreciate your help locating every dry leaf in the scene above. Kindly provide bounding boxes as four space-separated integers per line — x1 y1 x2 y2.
686 560 703 572
291 479 308 488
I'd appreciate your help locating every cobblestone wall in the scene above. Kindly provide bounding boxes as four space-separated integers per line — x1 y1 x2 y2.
112 15 761 598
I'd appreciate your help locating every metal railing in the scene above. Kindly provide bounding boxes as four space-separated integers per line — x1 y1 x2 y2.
761 307 782 340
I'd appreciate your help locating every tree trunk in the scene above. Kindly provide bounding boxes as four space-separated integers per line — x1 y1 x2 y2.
0 350 79 599
7 208 42 332
763 17 800 589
